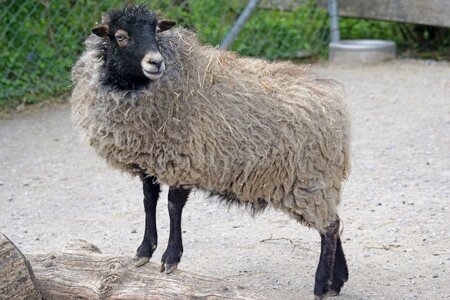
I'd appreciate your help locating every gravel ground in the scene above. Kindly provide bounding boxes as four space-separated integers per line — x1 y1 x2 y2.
1 59 449 299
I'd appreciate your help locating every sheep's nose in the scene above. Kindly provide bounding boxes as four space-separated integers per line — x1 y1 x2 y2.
148 56 163 68
141 51 165 74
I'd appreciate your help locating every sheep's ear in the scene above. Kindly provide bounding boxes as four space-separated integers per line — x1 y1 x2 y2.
92 24 110 37
157 19 176 32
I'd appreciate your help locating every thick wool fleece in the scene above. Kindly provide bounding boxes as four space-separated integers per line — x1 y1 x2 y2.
71 28 351 232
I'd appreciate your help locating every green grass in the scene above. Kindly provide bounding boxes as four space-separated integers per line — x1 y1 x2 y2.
1 1 449 108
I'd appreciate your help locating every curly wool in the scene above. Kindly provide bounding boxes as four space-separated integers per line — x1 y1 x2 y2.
70 28 351 232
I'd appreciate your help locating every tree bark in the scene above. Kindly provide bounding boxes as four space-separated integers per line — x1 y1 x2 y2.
0 234 261 300
0 233 41 300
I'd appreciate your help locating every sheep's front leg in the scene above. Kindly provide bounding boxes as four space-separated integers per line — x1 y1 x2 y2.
160 186 190 274
314 218 339 300
133 175 160 267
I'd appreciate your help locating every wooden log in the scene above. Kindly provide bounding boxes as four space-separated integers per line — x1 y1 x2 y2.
0 234 262 299
0 233 41 300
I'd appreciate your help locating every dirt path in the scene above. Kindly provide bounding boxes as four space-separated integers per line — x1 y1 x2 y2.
1 59 449 299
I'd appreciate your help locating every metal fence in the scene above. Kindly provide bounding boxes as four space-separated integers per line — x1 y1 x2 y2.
0 0 330 107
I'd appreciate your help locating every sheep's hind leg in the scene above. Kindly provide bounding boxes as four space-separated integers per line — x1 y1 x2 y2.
314 218 340 300
329 236 348 296
160 186 190 274
133 175 161 267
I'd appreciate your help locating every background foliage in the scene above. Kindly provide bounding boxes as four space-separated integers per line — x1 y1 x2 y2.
1 0 122 106
1 0 449 108
340 18 450 60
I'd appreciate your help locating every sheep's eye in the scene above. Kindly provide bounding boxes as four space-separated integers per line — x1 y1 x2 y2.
114 30 129 46
116 35 126 42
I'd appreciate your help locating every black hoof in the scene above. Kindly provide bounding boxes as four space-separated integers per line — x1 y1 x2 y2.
160 247 183 274
314 293 329 300
329 281 344 297
160 262 179 274
330 276 346 296
329 289 340 297
133 242 156 267
133 255 150 267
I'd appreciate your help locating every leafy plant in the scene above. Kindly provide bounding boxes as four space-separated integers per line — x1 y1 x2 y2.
1 1 449 108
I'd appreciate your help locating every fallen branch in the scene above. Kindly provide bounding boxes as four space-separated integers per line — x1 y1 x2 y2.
0 233 262 299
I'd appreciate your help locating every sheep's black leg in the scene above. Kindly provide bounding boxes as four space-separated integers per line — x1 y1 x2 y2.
329 236 348 296
314 219 339 300
133 175 160 267
160 186 190 274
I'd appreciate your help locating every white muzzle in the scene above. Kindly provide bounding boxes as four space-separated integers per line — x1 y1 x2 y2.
141 51 165 80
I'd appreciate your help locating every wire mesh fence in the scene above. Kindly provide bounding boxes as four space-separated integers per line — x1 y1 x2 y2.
0 0 330 107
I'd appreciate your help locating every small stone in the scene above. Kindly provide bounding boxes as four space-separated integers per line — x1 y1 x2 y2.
131 229 137 234
432 275 438 278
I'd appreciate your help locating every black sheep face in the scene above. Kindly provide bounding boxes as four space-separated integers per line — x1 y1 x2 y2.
92 5 176 89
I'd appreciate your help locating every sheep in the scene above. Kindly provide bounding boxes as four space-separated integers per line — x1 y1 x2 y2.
70 5 351 299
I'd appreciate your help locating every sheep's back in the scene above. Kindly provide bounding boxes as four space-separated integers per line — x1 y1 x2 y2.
178 48 350 210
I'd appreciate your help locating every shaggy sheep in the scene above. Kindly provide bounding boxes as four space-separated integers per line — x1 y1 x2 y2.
70 5 351 299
